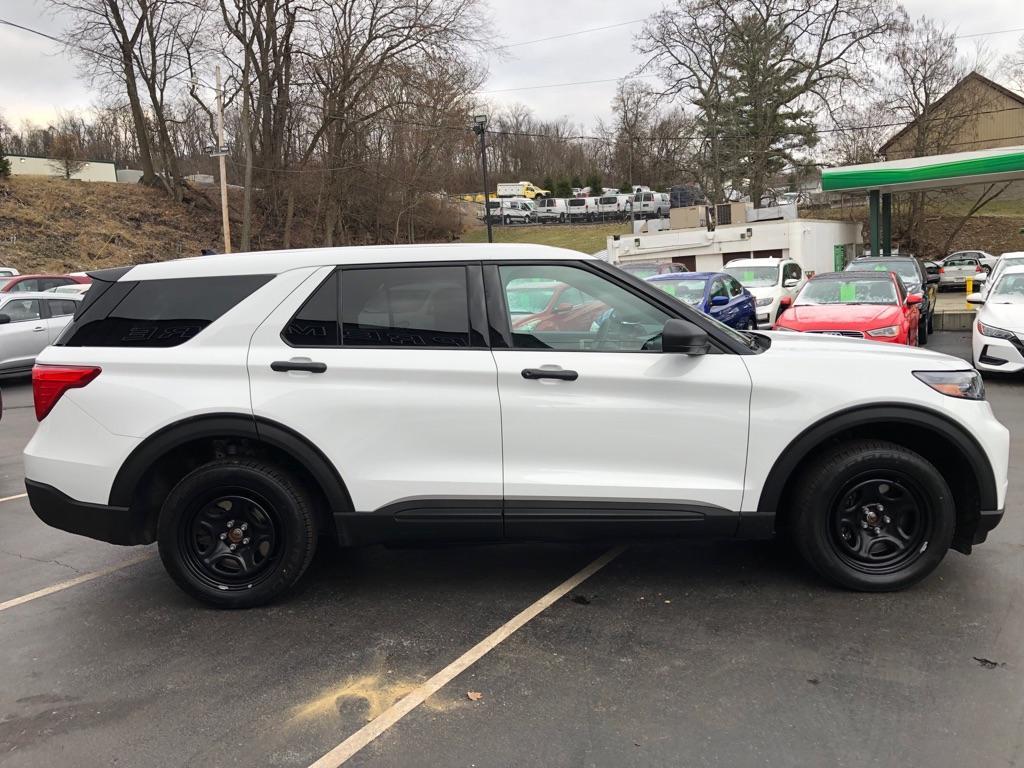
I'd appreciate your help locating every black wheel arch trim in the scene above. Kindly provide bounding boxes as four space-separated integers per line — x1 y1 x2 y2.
756 403 999 517
108 413 355 519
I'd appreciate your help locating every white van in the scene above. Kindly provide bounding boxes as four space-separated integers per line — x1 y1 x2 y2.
635 191 670 219
485 198 536 225
566 197 599 222
536 198 569 223
596 195 633 220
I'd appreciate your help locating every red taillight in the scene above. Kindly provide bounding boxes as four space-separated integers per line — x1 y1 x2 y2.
32 365 101 421
976 265 983 273
938 267 944 274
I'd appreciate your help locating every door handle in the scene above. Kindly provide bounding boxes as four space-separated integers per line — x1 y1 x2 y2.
32 326 46 332
271 360 327 373
521 368 578 381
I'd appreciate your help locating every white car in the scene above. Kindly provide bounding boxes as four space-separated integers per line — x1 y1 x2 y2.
969 265 1024 373
0 267 20 277
24 245 1008 607
485 198 535 225
724 257 806 326
566 196 599 222
982 252 1024 298
0 291 82 376
943 250 998 273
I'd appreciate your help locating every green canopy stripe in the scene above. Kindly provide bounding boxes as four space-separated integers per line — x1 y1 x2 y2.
822 150 1024 191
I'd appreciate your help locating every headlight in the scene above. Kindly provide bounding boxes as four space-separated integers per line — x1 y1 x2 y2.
867 325 899 337
977 320 1016 340
756 297 773 307
913 370 985 400
773 325 797 332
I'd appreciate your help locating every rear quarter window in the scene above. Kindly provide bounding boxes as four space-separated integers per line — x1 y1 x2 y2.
57 274 272 347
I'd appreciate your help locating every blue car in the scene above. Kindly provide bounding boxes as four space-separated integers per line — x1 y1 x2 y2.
646 271 758 330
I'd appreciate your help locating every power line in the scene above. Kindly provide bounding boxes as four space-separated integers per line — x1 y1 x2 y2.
477 75 655 95
496 19 646 50
0 17 62 44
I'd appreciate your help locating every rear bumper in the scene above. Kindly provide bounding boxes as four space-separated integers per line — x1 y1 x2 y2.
25 479 143 545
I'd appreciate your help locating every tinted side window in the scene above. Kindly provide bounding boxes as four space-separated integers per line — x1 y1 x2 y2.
726 277 743 297
46 299 78 317
58 275 272 347
709 279 728 299
2 299 41 321
783 263 801 281
9 279 39 292
341 266 470 348
283 272 339 347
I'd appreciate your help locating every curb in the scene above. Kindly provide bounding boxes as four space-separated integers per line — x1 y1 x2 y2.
934 311 975 331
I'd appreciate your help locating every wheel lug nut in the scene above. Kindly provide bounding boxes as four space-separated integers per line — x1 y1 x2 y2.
242 537 250 545
227 520 235 528
219 533 227 540
241 523 248 531
874 527 882 534
229 543 237 551
883 516 891 524
861 521 868 528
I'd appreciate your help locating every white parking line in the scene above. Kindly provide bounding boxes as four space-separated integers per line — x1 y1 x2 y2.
0 553 154 613
306 545 626 768
0 493 28 503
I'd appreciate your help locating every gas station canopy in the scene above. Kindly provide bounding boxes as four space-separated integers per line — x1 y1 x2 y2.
822 145 1024 194
820 145 1024 258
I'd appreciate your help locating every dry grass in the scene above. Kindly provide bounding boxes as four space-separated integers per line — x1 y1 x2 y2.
458 220 630 254
0 176 225 273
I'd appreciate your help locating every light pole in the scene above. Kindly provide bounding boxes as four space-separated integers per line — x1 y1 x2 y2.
473 114 493 244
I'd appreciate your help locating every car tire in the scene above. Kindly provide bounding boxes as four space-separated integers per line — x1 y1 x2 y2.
789 439 955 592
503 215 511 225
917 320 928 346
157 459 318 608
559 213 566 223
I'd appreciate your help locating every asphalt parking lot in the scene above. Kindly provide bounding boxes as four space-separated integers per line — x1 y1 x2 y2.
2 330 1023 768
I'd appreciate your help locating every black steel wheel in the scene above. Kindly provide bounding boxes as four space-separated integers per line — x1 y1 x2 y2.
790 439 955 591
158 459 317 608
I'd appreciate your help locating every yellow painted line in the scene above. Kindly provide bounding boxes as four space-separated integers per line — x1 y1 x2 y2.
0 553 153 613
307 545 626 768
0 493 28 503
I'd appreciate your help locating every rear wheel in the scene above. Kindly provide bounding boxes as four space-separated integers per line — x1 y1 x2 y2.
158 459 318 608
789 440 955 591
503 214 511 225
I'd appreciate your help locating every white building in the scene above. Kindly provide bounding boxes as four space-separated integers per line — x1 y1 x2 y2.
607 216 862 277
7 155 118 183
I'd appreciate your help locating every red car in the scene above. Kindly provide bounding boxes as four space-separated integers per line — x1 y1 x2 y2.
0 274 91 293
507 280 607 332
773 271 921 345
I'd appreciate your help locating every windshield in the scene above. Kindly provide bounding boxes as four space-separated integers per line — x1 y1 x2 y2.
796 278 897 306
989 273 1024 303
622 265 660 279
847 260 920 286
725 265 779 288
0 278 10 290
650 279 706 306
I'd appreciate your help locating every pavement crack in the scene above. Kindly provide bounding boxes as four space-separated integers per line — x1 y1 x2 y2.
0 549 83 573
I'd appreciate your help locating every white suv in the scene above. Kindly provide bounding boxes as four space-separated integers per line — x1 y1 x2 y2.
24 245 1009 607
724 257 806 326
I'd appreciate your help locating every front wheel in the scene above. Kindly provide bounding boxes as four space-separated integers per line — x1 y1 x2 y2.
917 320 928 346
158 459 318 608
559 213 566 223
789 440 955 591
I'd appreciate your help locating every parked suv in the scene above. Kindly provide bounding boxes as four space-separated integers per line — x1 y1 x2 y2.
724 257 806 327
25 245 1008 608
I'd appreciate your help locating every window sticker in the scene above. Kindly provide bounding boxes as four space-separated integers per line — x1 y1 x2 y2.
840 283 857 301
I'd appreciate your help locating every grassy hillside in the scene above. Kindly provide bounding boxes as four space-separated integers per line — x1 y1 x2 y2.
0 176 225 273
458 221 629 254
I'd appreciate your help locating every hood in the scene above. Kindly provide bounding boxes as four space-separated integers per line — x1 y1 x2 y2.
759 331 966 368
779 303 900 330
979 302 1024 333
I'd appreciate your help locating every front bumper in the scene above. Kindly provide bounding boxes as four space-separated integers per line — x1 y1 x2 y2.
25 479 143 545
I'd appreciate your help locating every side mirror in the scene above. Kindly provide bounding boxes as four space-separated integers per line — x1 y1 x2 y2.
552 302 573 314
907 293 923 305
966 292 985 305
783 278 799 288
710 295 729 307
662 318 709 355
0 314 9 325
779 295 793 308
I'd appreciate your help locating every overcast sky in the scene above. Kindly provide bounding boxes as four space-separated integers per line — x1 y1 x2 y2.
1 0 1021 131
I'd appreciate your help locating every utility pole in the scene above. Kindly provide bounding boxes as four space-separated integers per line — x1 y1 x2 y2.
473 115 493 244
214 65 231 254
